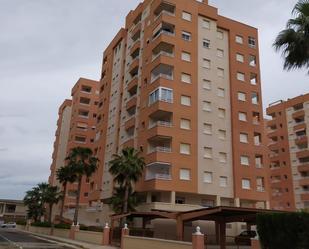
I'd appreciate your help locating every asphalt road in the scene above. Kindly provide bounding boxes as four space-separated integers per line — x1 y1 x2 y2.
0 229 74 249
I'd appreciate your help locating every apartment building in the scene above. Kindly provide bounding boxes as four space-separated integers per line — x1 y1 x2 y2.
49 78 99 212
0 199 26 223
87 0 270 214
266 94 309 211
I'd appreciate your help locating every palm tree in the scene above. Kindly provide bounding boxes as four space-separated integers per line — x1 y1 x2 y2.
44 185 61 224
66 147 99 225
110 186 141 214
273 0 309 73
24 186 45 222
109 147 145 216
56 165 76 221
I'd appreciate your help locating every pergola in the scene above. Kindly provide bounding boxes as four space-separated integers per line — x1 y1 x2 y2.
110 206 287 249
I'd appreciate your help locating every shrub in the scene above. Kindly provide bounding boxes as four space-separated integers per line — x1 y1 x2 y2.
79 225 103 232
54 223 71 229
31 221 51 227
257 212 309 249
16 220 27 225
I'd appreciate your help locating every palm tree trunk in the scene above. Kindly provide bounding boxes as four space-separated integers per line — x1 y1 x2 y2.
59 183 67 221
73 177 82 225
123 183 129 214
49 204 53 224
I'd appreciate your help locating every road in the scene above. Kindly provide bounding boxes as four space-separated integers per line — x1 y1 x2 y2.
0 229 75 249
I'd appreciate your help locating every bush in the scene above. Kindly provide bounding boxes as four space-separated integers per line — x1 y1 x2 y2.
79 225 103 232
31 221 51 227
54 223 71 229
257 212 309 249
16 220 26 225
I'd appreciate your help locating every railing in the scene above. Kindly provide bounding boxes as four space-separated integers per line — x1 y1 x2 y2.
154 10 176 21
151 73 173 83
148 146 172 154
130 38 140 48
127 75 138 85
152 30 175 41
149 121 172 129
269 153 279 158
152 51 174 62
145 173 172 181
257 186 265 192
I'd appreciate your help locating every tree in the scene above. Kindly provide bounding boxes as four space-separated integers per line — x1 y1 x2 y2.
110 186 141 214
66 147 99 225
273 0 309 73
23 186 45 222
109 147 145 216
44 185 61 224
56 165 76 221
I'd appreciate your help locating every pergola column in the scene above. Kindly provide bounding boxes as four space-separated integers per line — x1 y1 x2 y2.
176 216 184 241
219 221 226 249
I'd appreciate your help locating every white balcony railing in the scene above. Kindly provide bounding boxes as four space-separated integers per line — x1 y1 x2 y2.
257 186 265 192
152 51 174 62
145 173 172 181
153 30 175 41
154 10 175 21
148 146 172 154
149 121 172 129
151 73 173 83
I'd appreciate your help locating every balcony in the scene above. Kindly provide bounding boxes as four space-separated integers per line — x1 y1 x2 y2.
125 116 136 131
152 42 174 62
151 64 174 83
301 193 309 201
295 135 308 147
292 110 305 120
152 22 175 41
149 109 173 129
145 162 172 181
126 96 137 111
148 135 172 154
129 60 139 76
298 163 309 174
296 150 309 159
131 29 141 43
130 47 140 61
299 178 309 187
154 2 175 18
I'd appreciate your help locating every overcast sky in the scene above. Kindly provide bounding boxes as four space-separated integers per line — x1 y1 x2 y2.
0 0 308 199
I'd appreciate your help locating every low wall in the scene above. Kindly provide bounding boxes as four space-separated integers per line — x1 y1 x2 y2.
53 228 70 238
28 226 51 235
123 236 192 249
75 230 102 245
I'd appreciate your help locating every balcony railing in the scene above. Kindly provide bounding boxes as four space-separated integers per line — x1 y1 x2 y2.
155 10 175 21
153 30 175 41
149 121 172 129
151 73 173 83
152 51 174 62
145 173 172 181
257 186 265 192
148 146 172 154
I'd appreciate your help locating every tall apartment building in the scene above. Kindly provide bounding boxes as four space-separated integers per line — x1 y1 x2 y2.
88 0 270 214
49 78 99 211
266 94 309 211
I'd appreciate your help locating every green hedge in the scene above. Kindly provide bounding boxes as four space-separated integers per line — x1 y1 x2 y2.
257 212 309 249
16 220 27 225
54 223 71 229
31 221 51 227
79 225 103 232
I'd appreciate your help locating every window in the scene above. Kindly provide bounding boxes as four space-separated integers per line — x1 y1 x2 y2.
203 58 211 69
255 155 263 168
203 79 212 90
81 85 92 93
218 108 226 118
182 11 192 21
203 123 212 134
75 136 86 143
180 119 191 130
181 73 191 83
240 133 249 143
217 88 225 97
217 68 224 77
239 112 247 121
220 177 228 187
181 95 191 106
217 49 224 58
181 51 191 62
204 172 213 183
219 152 227 163
203 101 211 111
203 39 210 49
236 53 244 63
175 196 185 204
254 132 262 146
180 143 191 155
218 129 226 140
236 35 243 44
256 177 265 192
80 97 91 105
182 31 192 41
249 55 256 66
149 87 173 105
250 73 257 85
202 19 210 29
248 36 256 48
204 147 213 158
251 92 259 104
242 179 251 189
217 30 224 39
180 169 190 180
240 156 249 166
237 72 245 81
238 92 246 101
78 110 89 118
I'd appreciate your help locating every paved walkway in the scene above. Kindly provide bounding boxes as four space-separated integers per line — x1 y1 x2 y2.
17 230 118 249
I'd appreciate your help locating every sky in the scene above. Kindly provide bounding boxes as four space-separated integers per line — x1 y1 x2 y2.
0 0 308 199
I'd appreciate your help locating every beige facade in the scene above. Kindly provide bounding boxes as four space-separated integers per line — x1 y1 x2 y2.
0 199 26 222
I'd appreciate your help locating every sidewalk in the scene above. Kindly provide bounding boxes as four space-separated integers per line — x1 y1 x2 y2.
18 229 118 249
